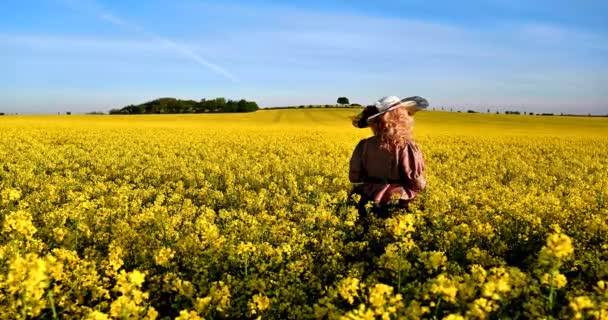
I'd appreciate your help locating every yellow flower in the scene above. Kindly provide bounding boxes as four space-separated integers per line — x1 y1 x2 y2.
340 304 375 320
248 294 271 315
3 253 50 318
107 243 124 274
357 284 403 319
209 281 231 312
154 247 175 266
368 284 394 310
175 310 202 320
420 251 447 271
110 270 152 319
2 210 37 237
52 227 66 242
195 296 212 313
470 264 487 284
338 277 361 305
128 270 146 287
6 188 22 201
569 296 594 319
85 310 110 320
237 241 257 256
540 272 567 289
545 233 574 259
385 214 416 238
146 308 159 320
430 274 458 303
466 298 497 319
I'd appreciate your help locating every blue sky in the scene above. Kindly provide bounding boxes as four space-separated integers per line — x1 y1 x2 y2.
1 0 607 114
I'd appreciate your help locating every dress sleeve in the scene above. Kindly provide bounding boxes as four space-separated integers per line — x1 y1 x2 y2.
400 141 426 192
349 140 366 183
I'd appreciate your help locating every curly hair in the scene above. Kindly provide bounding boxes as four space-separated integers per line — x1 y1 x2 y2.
369 107 413 152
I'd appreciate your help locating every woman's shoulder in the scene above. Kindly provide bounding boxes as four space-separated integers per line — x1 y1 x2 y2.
401 139 424 159
356 135 379 146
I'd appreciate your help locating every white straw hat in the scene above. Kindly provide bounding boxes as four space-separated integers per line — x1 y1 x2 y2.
352 96 429 128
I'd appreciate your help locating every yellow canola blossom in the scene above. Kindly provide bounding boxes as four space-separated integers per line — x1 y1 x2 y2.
0 110 607 319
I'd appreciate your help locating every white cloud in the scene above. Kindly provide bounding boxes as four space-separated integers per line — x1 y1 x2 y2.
58 0 236 81
0 33 161 52
519 22 608 51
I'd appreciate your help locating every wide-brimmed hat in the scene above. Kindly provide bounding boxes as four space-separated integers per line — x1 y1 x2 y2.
352 96 429 128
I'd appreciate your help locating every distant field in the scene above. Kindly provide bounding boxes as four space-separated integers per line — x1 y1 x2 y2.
1 110 607 319
3 109 608 136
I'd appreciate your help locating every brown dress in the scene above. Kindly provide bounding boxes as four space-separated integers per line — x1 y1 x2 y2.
349 136 426 207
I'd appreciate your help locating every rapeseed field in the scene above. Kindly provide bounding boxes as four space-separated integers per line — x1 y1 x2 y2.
0 110 607 319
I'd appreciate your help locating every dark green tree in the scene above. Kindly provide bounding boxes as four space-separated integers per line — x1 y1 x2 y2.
337 97 350 106
222 100 237 113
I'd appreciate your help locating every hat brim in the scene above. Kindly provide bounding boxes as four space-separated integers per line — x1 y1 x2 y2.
352 96 428 128
351 105 379 128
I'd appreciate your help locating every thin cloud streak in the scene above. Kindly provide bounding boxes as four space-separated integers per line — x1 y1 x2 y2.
61 0 236 81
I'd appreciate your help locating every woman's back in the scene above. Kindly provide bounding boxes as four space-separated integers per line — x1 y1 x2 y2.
350 136 426 205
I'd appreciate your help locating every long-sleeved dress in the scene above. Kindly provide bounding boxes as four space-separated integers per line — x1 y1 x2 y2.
349 136 426 206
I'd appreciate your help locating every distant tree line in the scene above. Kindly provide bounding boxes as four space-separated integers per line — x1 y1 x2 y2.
108 97 259 115
265 104 363 110
559 113 608 117
264 97 362 110
434 107 608 117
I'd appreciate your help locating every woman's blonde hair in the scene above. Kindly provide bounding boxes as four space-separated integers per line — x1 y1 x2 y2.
370 107 413 152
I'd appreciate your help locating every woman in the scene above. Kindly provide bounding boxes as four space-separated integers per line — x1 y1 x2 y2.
349 96 428 220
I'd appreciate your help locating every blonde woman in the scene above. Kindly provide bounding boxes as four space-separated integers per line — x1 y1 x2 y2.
350 96 428 220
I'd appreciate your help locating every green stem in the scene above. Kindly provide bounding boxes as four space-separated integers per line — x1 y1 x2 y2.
20 293 26 320
47 288 58 320
245 256 248 278
433 297 442 320
398 245 402 293
547 284 555 313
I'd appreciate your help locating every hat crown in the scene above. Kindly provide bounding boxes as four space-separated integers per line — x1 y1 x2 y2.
375 96 401 111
